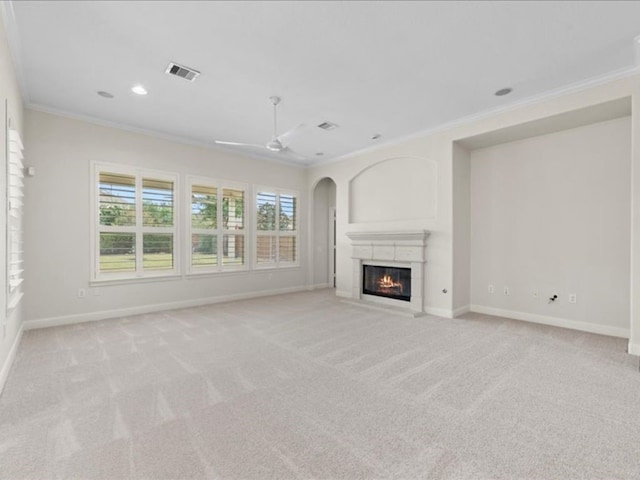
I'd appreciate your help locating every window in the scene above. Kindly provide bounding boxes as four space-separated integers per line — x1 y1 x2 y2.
189 177 246 273
255 189 298 267
7 128 24 310
93 164 178 280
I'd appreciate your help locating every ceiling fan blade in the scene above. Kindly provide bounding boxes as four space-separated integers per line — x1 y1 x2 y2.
280 147 307 162
216 97 307 160
215 140 266 149
277 123 306 148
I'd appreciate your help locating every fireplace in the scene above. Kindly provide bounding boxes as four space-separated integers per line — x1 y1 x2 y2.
346 230 429 315
363 265 411 301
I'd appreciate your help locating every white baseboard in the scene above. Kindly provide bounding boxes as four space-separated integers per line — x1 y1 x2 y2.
470 304 629 339
308 283 331 291
0 322 24 396
424 306 454 318
340 298 426 318
628 342 640 356
453 305 471 317
24 286 309 331
335 291 454 319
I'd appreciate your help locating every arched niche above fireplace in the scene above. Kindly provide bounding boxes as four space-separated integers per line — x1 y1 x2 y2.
348 157 437 224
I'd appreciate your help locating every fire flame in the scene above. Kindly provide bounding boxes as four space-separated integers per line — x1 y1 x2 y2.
378 274 403 292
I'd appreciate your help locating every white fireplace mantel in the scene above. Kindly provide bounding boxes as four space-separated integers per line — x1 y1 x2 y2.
346 230 429 262
346 230 430 314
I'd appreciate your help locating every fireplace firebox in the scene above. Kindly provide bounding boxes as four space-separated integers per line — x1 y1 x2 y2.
362 265 411 302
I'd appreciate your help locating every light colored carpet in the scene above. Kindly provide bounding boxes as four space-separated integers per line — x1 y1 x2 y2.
1 290 639 480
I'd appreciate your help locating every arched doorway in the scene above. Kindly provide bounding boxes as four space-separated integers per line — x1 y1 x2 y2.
312 177 337 288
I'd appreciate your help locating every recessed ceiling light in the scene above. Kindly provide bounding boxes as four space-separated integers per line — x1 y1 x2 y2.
371 133 382 140
97 91 114 99
131 84 148 95
495 87 512 97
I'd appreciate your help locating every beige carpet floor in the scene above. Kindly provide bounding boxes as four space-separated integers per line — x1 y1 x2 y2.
1 290 639 480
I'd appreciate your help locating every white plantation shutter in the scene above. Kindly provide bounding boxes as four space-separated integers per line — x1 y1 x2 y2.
278 193 297 265
255 189 298 267
221 187 245 267
141 177 175 270
7 129 25 309
256 190 277 265
94 165 179 280
278 194 296 231
188 178 246 273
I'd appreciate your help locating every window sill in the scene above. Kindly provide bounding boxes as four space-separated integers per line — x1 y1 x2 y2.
253 264 301 272
90 265 301 286
90 274 182 287
186 268 250 278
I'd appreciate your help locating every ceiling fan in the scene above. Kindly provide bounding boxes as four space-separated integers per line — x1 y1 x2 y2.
215 96 306 161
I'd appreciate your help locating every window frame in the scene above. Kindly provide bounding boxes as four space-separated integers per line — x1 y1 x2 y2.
187 175 248 275
254 186 299 269
91 162 180 283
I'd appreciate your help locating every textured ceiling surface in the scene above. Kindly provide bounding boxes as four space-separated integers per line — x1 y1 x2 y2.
5 1 640 165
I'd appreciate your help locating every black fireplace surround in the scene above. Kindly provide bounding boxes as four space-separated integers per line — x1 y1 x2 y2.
362 264 411 302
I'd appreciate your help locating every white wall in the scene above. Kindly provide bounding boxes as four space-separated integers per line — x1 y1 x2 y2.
470 117 631 335
452 142 471 314
349 157 437 223
0 6 24 391
23 110 309 326
312 177 336 287
631 95 640 354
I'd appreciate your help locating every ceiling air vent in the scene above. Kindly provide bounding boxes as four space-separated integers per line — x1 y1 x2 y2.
165 62 200 81
317 121 339 131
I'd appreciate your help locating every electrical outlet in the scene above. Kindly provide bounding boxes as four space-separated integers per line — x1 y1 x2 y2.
488 284 495 294
77 288 86 298
569 293 577 304
503 286 510 296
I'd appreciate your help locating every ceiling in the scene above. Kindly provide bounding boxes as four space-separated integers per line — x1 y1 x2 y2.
4 1 640 166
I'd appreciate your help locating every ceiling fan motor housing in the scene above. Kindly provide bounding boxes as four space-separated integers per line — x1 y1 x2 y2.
266 138 283 151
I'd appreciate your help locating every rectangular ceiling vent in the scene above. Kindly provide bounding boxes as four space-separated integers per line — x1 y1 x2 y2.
165 62 200 81
317 121 339 131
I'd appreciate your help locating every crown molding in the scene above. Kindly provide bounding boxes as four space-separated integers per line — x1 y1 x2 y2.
25 103 307 169
0 1 30 104
319 65 640 168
